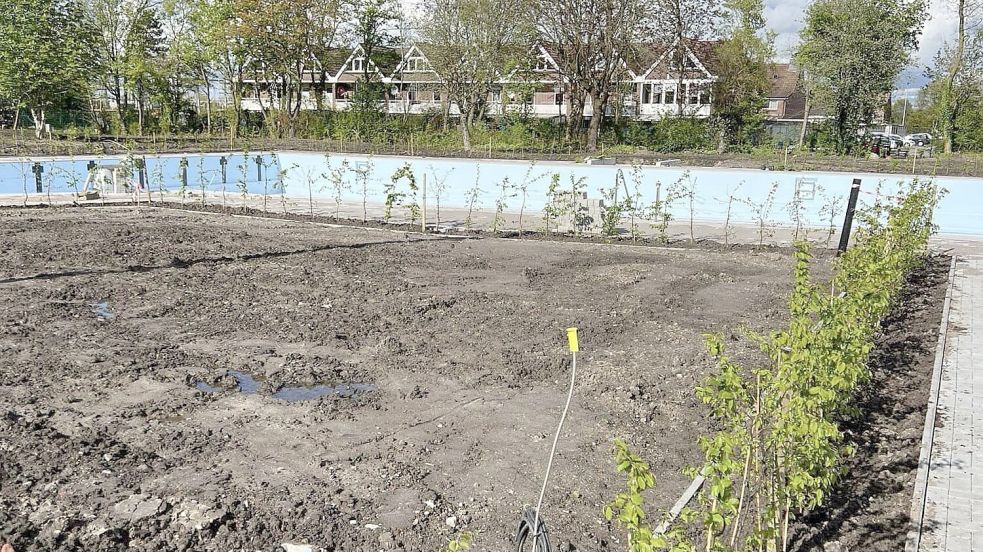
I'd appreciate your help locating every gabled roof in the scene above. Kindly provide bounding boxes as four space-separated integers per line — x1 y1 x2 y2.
637 38 721 81
766 63 800 99
318 48 352 77
334 45 403 79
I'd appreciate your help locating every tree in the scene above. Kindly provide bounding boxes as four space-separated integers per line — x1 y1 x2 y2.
190 0 251 144
712 0 772 151
346 0 399 136
236 0 347 137
535 0 649 150
0 0 96 137
89 0 133 132
166 0 216 132
932 0 981 153
122 3 165 134
649 0 722 115
924 30 983 151
796 0 927 152
420 0 532 150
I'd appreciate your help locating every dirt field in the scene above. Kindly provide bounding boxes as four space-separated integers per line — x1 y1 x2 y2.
0 206 922 551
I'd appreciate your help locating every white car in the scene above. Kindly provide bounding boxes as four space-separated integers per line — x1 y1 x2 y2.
904 133 933 146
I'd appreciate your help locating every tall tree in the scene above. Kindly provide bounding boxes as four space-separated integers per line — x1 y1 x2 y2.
712 0 773 151
165 0 215 132
190 0 251 144
934 0 980 153
796 0 927 152
89 0 135 132
535 0 649 150
342 0 398 137
0 0 96 137
122 3 165 134
925 29 983 151
420 0 532 150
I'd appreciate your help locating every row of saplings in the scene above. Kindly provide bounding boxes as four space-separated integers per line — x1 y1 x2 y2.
604 180 942 551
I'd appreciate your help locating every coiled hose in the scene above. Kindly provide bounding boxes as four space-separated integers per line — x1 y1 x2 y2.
514 507 552 552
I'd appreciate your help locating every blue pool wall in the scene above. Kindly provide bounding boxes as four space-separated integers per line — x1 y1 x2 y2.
1 151 979 235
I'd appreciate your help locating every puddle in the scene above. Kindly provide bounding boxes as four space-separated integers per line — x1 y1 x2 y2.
228 370 261 394
194 381 222 393
92 302 115 321
193 371 373 402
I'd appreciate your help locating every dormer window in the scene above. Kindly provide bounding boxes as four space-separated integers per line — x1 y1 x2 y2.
535 53 551 71
405 55 428 72
351 56 366 72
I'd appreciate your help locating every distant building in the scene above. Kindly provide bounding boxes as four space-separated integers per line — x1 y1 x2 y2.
240 39 722 121
763 63 827 144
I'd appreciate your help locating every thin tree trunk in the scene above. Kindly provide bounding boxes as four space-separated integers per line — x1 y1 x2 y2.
29 107 45 139
586 92 605 152
799 84 811 147
943 0 966 155
460 104 472 150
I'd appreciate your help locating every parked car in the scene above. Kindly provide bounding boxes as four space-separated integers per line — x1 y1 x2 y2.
904 133 932 146
867 132 903 156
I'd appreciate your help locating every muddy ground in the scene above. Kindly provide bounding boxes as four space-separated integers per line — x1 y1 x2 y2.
0 206 939 551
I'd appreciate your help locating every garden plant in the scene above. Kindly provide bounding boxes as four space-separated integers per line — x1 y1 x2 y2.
605 180 943 552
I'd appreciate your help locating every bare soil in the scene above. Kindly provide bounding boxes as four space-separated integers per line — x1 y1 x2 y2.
0 206 944 551
0 207 794 551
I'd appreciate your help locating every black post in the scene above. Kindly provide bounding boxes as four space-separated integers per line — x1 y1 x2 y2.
32 162 43 193
135 158 146 191
179 158 189 189
219 156 227 184
254 155 263 182
837 179 862 254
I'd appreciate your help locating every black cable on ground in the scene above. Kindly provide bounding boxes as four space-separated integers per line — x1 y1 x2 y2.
514 507 552 552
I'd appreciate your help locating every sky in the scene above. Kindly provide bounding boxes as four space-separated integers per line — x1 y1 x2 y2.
768 0 956 95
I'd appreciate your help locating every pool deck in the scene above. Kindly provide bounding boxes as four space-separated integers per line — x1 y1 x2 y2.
908 238 983 551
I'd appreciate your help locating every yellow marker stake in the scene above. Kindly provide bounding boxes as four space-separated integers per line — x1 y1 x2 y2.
566 327 579 352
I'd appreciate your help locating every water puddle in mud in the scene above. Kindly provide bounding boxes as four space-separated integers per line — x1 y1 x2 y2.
92 302 114 321
194 371 374 402
228 370 260 394
194 382 223 393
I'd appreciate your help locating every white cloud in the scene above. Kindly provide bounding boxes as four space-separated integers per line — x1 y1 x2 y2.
763 0 958 86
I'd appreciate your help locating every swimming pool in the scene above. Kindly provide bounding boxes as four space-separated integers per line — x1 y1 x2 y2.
1 151 978 235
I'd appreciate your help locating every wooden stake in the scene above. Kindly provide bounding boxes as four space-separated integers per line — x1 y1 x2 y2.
422 173 427 233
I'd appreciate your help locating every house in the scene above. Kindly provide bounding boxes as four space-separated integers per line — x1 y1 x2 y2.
239 39 723 122
763 63 827 143
629 39 718 120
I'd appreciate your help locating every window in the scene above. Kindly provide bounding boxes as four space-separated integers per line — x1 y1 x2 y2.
405 56 428 72
350 56 365 72
641 84 651 104
432 90 441 102
767 100 780 110
664 85 675 105
652 84 663 104
407 89 418 103
687 84 700 105
535 53 552 71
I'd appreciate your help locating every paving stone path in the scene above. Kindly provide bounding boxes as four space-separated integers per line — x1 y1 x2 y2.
910 254 983 551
